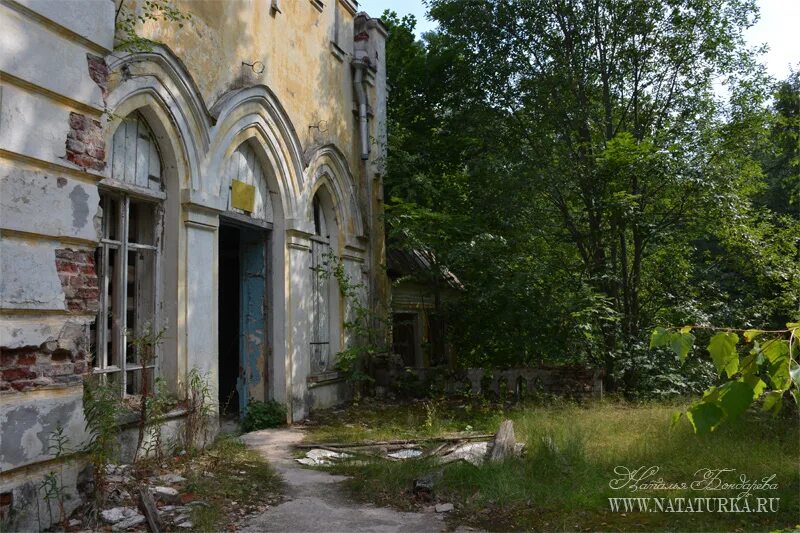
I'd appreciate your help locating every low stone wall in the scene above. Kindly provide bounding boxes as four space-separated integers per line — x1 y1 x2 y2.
376 365 604 400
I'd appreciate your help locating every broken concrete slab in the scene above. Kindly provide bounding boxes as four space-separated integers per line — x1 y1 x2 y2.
100 507 139 524
111 513 146 531
387 449 423 460
435 503 454 513
296 448 353 466
156 473 187 484
439 441 490 466
151 486 180 504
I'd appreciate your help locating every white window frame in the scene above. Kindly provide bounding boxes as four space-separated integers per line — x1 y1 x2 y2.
94 113 164 395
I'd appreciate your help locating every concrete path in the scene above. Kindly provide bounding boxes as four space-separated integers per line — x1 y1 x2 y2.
239 428 450 533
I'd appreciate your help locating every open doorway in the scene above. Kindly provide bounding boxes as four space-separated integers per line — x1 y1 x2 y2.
218 222 269 419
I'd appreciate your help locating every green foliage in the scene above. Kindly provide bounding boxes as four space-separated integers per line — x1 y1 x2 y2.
380 1 800 385
82 375 122 508
127 325 166 462
183 435 283 531
241 400 287 432
652 323 800 433
114 0 191 53
319 252 388 389
311 400 799 531
185 368 213 449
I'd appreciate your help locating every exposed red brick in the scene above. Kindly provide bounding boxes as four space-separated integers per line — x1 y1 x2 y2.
16 352 37 366
2 368 37 381
11 380 35 392
65 112 105 171
87 54 109 99
56 249 100 315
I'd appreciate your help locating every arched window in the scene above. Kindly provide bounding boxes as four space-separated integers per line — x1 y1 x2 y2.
95 112 163 395
310 193 335 374
224 142 272 222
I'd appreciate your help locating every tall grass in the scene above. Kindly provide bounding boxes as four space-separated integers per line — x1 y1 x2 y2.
311 399 800 531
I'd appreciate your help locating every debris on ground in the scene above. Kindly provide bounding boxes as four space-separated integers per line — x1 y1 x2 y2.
488 419 516 463
296 448 353 466
101 506 140 525
439 442 491 466
387 449 423 460
296 420 524 468
435 503 454 513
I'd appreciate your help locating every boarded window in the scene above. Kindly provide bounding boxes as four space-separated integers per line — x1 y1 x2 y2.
110 112 162 190
310 196 331 374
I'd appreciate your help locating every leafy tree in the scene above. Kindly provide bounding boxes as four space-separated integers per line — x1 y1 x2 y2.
380 2 799 396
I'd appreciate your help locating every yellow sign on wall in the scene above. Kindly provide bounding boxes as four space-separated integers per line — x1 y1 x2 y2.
231 180 256 212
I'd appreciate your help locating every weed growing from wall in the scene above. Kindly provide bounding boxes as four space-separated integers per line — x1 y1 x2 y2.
185 368 213 449
128 326 166 462
82 375 122 514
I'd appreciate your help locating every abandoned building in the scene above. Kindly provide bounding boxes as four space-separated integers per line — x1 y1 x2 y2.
387 248 460 369
0 0 388 527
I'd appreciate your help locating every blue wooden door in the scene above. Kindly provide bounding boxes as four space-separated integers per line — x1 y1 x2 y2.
238 229 267 417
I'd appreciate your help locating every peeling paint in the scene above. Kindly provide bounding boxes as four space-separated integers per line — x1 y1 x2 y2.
68 185 89 229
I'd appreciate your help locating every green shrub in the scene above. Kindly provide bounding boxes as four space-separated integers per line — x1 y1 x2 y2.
241 400 287 432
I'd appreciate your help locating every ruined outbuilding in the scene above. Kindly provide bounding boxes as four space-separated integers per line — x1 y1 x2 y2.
0 0 388 528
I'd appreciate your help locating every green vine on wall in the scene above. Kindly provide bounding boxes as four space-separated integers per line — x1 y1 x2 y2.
114 0 191 53
320 252 389 393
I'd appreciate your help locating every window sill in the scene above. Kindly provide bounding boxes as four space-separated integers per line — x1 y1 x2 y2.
307 371 345 388
117 405 189 429
329 41 346 63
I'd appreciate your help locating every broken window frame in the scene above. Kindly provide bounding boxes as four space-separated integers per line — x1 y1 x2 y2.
310 196 332 374
94 112 164 396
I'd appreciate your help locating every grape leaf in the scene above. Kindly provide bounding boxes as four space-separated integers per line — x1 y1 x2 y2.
762 390 783 415
717 380 758 420
650 327 670 349
790 360 800 388
743 329 763 342
708 332 739 378
670 331 695 362
686 401 725 434
742 373 766 397
763 339 790 390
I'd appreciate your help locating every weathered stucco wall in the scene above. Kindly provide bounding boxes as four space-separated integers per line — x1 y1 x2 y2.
1 0 388 527
140 0 365 175
1 1 114 528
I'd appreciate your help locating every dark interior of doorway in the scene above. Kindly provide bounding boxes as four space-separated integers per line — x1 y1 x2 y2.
218 225 240 417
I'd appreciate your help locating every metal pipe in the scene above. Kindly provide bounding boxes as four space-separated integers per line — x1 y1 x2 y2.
353 62 370 160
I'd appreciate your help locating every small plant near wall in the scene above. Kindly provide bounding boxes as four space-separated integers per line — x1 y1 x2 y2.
82 375 122 513
241 400 287 432
185 368 214 449
127 326 166 462
37 424 71 530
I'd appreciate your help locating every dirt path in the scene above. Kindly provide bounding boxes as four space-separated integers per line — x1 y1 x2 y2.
239 428 455 533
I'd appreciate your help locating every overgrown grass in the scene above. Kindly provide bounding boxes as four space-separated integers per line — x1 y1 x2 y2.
306 398 800 531
182 435 283 531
